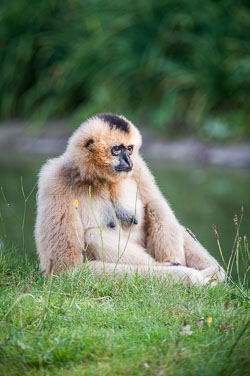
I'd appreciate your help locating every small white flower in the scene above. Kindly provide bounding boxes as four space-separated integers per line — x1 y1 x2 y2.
181 325 193 335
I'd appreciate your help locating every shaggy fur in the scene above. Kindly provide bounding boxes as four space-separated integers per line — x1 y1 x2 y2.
35 114 225 285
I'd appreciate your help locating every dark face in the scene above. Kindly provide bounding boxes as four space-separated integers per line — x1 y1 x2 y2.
111 144 134 173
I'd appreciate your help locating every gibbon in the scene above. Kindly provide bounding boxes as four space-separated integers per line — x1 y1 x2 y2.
35 113 225 285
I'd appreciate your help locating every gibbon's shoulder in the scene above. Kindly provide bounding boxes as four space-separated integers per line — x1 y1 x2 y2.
38 155 86 193
38 157 61 181
38 156 66 192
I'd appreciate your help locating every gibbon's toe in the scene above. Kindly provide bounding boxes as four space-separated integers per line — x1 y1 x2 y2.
162 257 182 266
170 261 181 266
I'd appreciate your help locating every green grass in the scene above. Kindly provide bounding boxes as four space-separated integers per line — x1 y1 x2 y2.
0 157 249 375
0 252 249 376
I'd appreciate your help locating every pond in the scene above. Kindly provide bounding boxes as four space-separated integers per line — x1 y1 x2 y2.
0 153 249 274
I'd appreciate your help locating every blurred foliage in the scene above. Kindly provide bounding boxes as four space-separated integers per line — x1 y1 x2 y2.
0 0 250 138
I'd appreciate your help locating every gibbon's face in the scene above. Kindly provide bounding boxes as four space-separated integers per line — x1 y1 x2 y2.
69 113 142 182
110 143 134 173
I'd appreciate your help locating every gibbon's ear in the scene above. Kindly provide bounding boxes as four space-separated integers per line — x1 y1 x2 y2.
85 139 94 149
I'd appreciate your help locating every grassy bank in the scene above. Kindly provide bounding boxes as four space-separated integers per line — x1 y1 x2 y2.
0 253 249 376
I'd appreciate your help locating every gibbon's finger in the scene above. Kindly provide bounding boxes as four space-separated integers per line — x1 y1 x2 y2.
131 216 138 225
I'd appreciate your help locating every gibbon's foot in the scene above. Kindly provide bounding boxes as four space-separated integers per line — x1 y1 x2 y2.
201 266 226 285
162 265 225 286
186 269 211 286
161 265 211 286
170 261 181 266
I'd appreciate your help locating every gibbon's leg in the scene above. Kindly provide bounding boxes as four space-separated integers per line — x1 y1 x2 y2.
84 228 219 285
85 228 156 265
86 261 212 286
182 228 226 283
133 155 186 265
35 194 84 275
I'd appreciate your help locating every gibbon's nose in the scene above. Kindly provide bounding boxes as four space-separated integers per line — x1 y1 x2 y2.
123 153 132 167
122 153 133 171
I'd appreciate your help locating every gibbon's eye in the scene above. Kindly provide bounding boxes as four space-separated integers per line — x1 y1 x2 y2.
86 139 94 148
127 145 134 155
111 145 121 156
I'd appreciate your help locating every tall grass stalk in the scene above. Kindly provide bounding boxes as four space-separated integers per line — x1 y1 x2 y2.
73 200 89 260
0 187 11 243
227 211 243 276
113 168 141 273
3 293 35 321
213 208 249 297
212 224 227 271
38 270 54 330
20 177 36 259
88 186 106 277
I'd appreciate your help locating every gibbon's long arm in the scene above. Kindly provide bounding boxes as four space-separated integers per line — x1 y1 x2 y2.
133 154 186 265
85 228 156 265
35 175 84 274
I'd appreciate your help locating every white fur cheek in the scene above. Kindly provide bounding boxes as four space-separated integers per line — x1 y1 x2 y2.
112 159 120 168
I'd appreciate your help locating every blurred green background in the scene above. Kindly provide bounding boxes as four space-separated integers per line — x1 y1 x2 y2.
1 0 250 139
0 0 249 269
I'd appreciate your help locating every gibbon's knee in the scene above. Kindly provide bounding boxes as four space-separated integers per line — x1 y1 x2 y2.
183 227 220 269
182 228 226 282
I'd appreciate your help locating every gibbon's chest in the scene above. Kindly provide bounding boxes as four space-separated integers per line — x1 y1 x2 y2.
79 179 144 232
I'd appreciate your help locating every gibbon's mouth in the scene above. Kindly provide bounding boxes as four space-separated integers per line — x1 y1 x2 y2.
114 166 133 173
